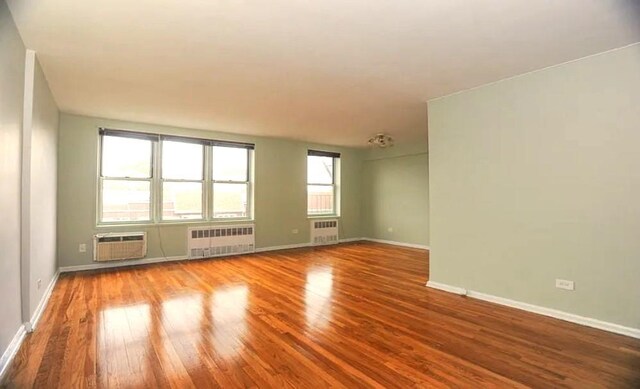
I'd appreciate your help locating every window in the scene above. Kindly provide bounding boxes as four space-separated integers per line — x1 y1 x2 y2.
98 128 253 224
100 134 153 222
161 140 204 220
307 150 340 215
212 146 250 218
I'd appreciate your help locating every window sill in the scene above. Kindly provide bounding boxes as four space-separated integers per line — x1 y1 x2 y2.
307 215 340 219
96 219 255 228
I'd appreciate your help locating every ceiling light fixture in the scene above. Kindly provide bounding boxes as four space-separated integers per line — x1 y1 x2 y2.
368 133 394 148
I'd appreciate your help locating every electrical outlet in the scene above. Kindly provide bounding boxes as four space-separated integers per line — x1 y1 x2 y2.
387 227 393 233
292 229 299 234
37 279 42 289
555 279 575 291
79 243 87 253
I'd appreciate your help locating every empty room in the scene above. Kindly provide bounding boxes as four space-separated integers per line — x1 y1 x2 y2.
1 0 639 387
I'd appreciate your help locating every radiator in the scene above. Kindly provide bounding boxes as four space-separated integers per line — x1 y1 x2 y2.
93 232 147 262
188 224 255 259
310 219 339 246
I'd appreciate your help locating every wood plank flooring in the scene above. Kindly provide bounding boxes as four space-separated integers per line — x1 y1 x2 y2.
4 242 640 388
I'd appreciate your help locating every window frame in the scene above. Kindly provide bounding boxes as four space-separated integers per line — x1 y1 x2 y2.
307 150 340 217
159 139 206 222
210 145 252 220
97 128 254 226
97 133 155 224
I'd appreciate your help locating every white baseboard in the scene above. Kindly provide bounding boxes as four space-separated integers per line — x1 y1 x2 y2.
339 237 363 243
59 240 347 272
27 271 60 332
426 281 468 295
0 324 26 384
60 243 335 273
57 238 402 273
59 255 188 273
254 242 310 253
426 281 640 339
362 238 430 250
254 238 361 253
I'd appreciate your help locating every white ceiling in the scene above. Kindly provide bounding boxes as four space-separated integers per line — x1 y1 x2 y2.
7 0 640 147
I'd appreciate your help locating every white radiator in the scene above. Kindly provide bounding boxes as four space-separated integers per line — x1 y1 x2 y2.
93 232 147 262
310 219 339 246
188 224 255 259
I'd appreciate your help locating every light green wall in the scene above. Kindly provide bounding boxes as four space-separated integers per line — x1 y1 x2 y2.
57 113 364 267
0 0 26 356
362 143 429 246
28 58 59 318
428 44 640 328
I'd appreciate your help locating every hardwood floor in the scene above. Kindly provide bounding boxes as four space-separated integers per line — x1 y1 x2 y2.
4 242 640 388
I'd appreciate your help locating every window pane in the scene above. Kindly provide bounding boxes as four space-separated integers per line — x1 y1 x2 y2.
102 136 152 178
162 182 203 220
212 146 248 181
213 183 248 218
162 141 203 180
308 185 334 215
307 156 333 184
101 180 151 222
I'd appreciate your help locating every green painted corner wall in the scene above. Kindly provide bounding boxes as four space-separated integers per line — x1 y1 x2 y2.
428 44 640 328
362 144 429 246
57 114 364 267
0 0 27 356
28 57 59 319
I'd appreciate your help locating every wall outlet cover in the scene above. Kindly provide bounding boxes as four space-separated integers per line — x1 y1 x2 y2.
79 243 87 253
555 279 575 291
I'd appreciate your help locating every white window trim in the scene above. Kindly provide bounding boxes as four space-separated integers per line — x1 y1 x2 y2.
158 140 206 222
210 145 253 221
96 130 254 226
307 152 340 217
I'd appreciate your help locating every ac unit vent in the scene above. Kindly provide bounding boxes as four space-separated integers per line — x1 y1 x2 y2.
94 232 147 262
97 236 122 243
313 220 337 229
310 219 339 246
97 234 145 243
191 226 253 240
188 224 255 259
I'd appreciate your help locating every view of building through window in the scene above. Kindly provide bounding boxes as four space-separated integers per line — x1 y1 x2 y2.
99 134 340 222
99 132 252 223
161 140 204 220
307 153 338 215
212 146 249 218
101 136 152 222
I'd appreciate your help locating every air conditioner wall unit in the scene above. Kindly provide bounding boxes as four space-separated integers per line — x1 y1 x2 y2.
93 232 147 262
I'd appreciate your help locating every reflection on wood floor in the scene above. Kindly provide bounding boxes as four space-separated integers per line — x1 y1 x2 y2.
5 242 640 388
